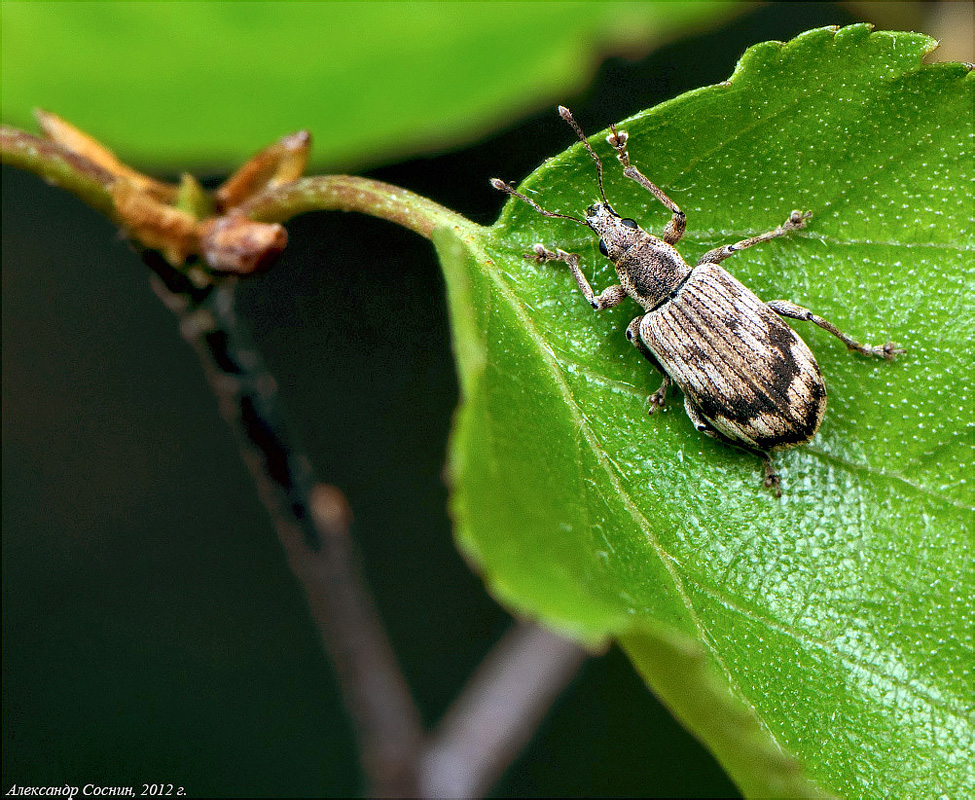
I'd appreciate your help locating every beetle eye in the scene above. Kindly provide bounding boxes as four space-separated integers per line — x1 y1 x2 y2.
621 218 638 229
598 239 609 257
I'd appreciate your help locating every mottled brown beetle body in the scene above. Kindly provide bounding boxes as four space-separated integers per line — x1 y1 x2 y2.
493 107 901 494
640 261 825 452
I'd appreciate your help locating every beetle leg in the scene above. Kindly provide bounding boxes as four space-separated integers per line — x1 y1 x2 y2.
761 456 782 497
527 244 627 310
646 377 671 414
765 300 904 360
625 316 670 413
606 125 686 246
683 395 719 440
683 397 782 496
697 210 812 265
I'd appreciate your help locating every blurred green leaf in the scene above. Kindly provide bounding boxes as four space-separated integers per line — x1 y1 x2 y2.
438 25 973 798
0 1 737 170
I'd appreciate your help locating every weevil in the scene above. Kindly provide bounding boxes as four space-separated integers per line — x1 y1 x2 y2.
491 107 903 495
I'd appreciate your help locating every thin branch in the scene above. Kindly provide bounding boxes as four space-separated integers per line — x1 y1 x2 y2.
0 126 117 217
152 274 423 796
420 621 593 799
304 485 425 797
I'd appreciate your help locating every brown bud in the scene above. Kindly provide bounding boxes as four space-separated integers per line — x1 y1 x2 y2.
198 214 288 274
111 180 199 265
215 130 311 211
309 484 353 537
36 110 176 203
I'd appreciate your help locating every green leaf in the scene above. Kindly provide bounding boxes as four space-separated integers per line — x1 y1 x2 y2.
438 25 973 798
0 1 736 170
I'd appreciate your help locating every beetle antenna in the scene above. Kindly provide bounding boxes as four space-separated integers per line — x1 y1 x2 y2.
490 178 587 225
558 106 613 210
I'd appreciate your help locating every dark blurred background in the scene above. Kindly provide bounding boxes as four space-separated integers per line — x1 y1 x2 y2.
3 3 962 797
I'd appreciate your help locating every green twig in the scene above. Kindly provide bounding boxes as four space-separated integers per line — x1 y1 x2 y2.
0 126 117 218
237 174 477 241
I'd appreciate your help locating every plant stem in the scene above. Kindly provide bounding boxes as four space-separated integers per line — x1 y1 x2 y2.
420 621 593 798
237 174 477 241
0 126 116 217
152 274 425 796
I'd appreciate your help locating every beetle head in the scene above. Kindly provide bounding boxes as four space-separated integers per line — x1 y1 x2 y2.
585 203 642 259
